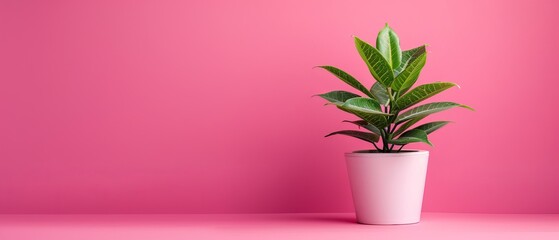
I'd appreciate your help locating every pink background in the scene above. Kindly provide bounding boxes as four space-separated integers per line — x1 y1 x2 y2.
0 0 558 214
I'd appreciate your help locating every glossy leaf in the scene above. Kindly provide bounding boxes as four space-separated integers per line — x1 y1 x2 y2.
414 121 451 134
391 51 426 92
317 66 375 98
392 115 426 136
338 97 390 128
389 129 432 146
376 24 402 68
316 91 360 105
394 46 427 76
370 82 390 106
325 130 380 143
395 82 459 110
397 102 473 123
342 120 382 135
354 37 394 87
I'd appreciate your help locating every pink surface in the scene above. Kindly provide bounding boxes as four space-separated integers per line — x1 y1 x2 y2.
1 213 559 240
1 0 559 213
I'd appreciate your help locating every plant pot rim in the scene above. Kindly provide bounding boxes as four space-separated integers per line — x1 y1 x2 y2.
346 149 429 156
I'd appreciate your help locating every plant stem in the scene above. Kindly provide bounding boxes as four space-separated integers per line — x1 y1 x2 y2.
380 130 387 152
385 126 392 152
387 88 395 104
386 89 406 153
372 142 381 151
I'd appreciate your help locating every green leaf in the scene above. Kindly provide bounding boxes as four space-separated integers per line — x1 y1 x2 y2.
391 51 427 92
397 102 473 123
316 91 360 105
376 24 402 68
394 46 427 77
414 121 451 134
370 82 390 106
317 66 375 98
389 129 432 146
340 97 383 112
342 120 382 135
392 115 426 137
325 130 380 143
394 82 459 110
338 97 391 128
354 37 394 87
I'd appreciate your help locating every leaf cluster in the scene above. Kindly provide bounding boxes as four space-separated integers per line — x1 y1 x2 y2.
316 24 473 152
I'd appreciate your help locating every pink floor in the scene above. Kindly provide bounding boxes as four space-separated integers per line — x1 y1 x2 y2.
1 213 558 239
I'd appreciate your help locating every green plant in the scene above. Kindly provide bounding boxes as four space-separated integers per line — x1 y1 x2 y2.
315 24 473 153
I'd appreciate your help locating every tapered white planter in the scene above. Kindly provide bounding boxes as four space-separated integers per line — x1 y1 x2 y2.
345 150 429 225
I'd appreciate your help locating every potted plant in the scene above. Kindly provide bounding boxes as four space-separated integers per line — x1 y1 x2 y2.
315 24 473 225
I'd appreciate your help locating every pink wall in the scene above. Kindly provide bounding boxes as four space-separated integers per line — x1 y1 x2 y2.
1 0 558 214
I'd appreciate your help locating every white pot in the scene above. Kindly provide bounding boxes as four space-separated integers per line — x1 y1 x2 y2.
345 150 429 225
